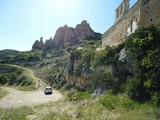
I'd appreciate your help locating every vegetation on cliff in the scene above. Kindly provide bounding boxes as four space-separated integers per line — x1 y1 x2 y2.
47 25 160 105
125 26 160 105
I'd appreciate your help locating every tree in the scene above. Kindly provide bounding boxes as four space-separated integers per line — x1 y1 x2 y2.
125 26 160 104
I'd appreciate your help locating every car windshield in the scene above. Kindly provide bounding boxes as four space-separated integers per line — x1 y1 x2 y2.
46 88 51 90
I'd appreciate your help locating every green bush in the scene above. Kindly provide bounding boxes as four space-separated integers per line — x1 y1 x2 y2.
125 26 160 104
99 93 138 110
99 94 118 109
0 107 34 120
66 89 90 101
92 47 117 67
72 91 90 101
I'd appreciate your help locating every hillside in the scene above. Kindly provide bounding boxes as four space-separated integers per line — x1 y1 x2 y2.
0 64 35 91
1 26 160 104
0 49 20 59
0 25 160 119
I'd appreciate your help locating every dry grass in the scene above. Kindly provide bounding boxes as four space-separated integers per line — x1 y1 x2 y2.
0 92 159 120
0 88 8 99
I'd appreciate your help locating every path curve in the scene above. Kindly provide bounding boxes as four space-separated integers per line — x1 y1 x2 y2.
11 64 45 89
0 65 63 108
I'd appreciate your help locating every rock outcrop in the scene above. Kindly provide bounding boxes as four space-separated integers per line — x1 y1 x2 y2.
76 20 100 40
32 20 102 50
44 37 55 50
116 48 134 76
32 37 44 50
54 25 78 46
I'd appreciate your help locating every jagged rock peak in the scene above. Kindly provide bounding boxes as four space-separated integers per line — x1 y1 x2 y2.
32 37 44 50
76 20 101 40
32 20 102 50
81 20 88 24
76 20 95 39
63 24 68 28
40 37 43 43
53 24 78 46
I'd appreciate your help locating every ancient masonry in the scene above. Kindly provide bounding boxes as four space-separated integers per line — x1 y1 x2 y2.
102 0 160 48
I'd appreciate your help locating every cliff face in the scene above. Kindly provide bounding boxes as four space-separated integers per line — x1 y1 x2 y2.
76 20 96 39
32 20 102 50
54 25 78 46
44 37 55 50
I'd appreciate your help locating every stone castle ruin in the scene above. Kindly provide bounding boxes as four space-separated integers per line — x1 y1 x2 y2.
102 0 160 48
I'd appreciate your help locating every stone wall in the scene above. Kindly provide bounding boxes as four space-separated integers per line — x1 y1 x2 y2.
140 0 160 27
102 0 140 47
115 0 129 21
102 0 160 48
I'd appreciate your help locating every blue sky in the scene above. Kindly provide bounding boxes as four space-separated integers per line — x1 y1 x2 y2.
0 0 137 51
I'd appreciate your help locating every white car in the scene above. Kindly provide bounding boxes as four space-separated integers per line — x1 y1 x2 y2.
44 87 52 95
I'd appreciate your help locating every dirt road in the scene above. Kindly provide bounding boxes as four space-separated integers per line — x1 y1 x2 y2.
0 87 62 108
0 65 63 108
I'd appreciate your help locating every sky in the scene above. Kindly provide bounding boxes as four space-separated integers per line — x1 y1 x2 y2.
0 0 137 51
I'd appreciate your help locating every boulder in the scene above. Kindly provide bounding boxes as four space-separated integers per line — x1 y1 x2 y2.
116 47 134 76
118 47 127 62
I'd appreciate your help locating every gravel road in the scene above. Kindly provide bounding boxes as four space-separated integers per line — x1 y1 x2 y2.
0 87 62 108
0 65 62 108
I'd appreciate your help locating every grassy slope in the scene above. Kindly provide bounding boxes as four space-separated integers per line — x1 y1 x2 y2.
0 107 34 120
10 65 36 91
0 93 159 120
0 64 36 91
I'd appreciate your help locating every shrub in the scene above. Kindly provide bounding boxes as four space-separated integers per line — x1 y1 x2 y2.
72 91 90 101
99 93 138 110
66 88 90 101
99 94 118 109
125 26 160 104
0 64 34 90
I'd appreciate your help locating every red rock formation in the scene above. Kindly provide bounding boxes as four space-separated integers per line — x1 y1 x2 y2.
32 20 102 50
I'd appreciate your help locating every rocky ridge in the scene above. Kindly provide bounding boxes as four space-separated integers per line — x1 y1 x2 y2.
32 20 102 50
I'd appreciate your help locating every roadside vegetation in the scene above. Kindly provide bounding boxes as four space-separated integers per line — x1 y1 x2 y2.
0 64 35 91
0 88 8 99
0 107 34 120
0 93 159 120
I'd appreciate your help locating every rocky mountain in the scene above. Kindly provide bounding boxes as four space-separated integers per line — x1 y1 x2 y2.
32 20 102 50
